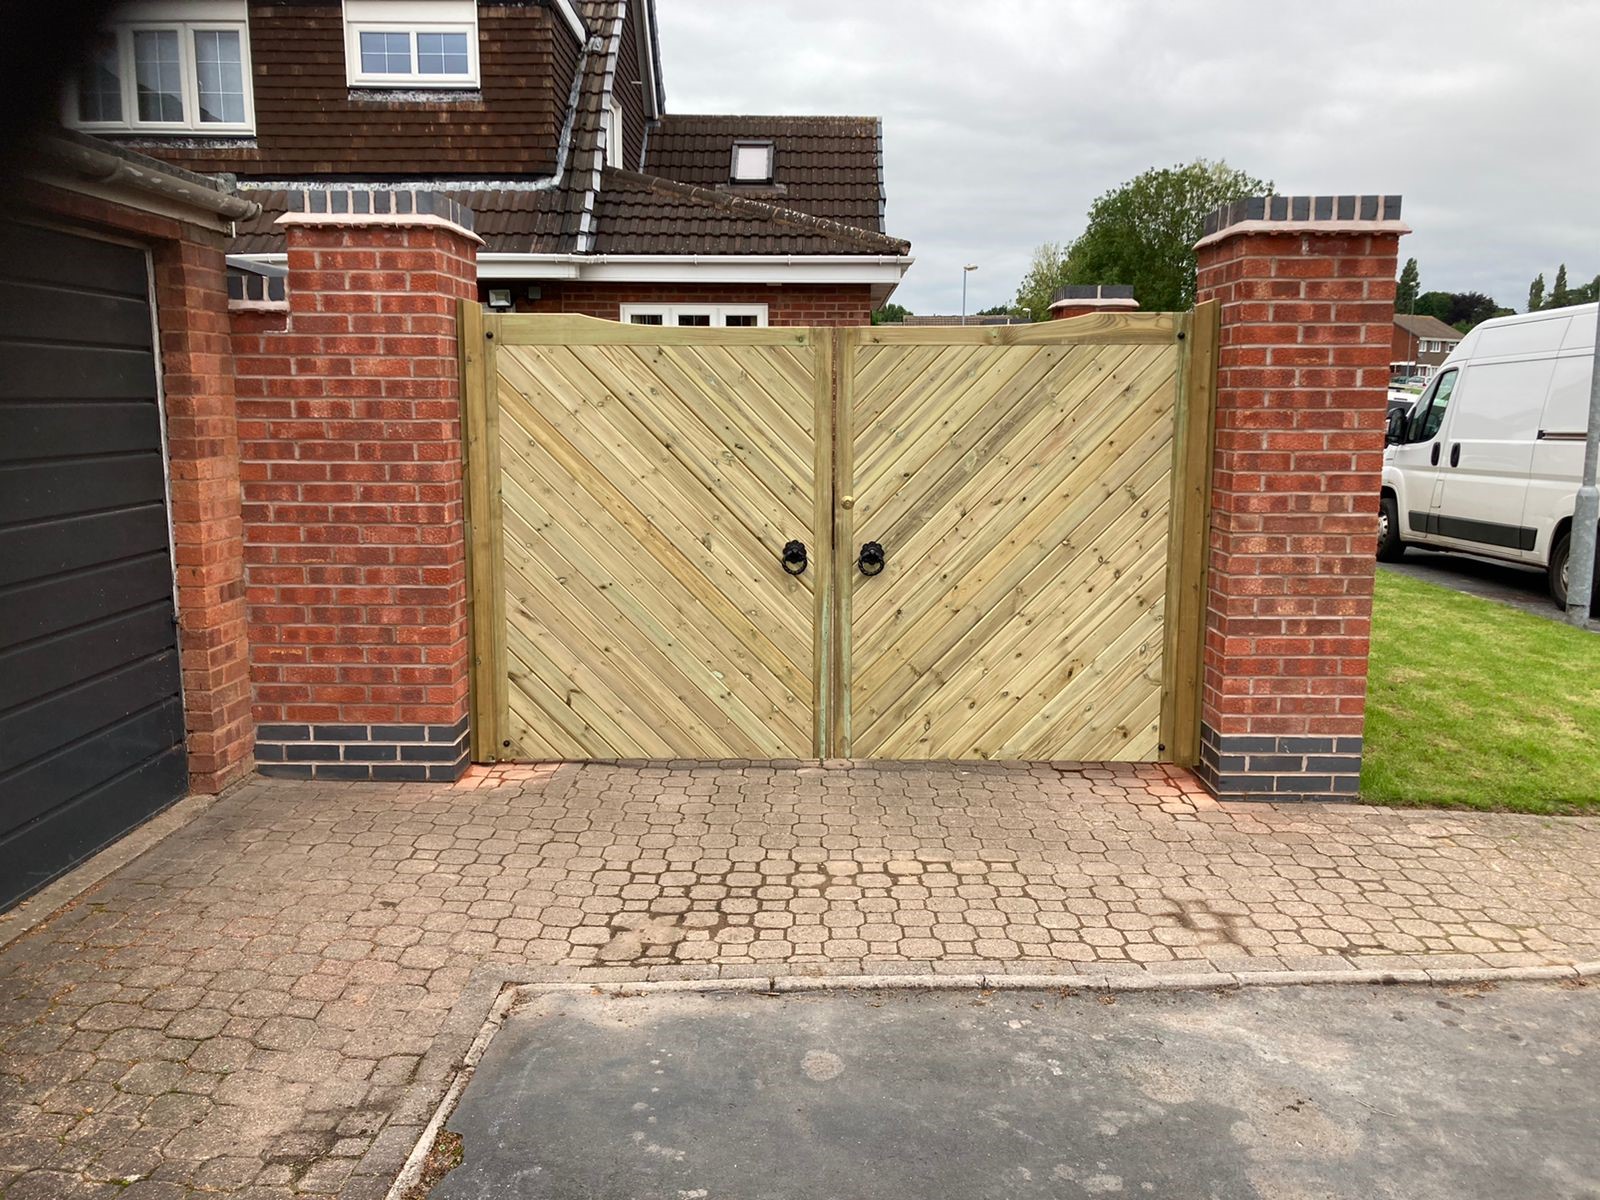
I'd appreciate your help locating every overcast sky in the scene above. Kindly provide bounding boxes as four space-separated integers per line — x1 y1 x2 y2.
657 0 1600 316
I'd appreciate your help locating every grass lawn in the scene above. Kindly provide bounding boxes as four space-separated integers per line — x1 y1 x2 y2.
1362 568 1600 813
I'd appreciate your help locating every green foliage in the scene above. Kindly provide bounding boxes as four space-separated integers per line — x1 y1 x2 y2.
1527 273 1545 312
1058 159 1272 312
1396 258 1420 312
1011 242 1073 323
976 303 1020 317
1414 290 1500 333
1363 570 1600 812
1551 263 1570 307
871 301 911 326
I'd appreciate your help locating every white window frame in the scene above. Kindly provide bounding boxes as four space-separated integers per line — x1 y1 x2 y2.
730 140 775 184
64 3 255 135
343 0 480 88
605 99 624 167
620 304 770 328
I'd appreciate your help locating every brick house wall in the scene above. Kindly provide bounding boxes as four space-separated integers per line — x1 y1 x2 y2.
498 281 876 326
229 196 479 780
17 182 256 795
1192 195 1407 802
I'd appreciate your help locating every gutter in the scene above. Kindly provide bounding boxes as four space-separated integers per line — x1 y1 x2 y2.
36 133 261 221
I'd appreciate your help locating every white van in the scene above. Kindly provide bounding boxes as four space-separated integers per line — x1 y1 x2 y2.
1378 302 1597 607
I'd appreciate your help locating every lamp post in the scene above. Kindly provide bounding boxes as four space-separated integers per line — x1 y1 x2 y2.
961 263 978 325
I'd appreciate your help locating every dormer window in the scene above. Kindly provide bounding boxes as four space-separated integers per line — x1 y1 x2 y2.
730 140 774 184
64 1 254 134
344 0 479 88
605 99 624 167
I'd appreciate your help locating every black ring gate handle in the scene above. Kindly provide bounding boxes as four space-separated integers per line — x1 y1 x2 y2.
781 540 808 575
857 541 886 576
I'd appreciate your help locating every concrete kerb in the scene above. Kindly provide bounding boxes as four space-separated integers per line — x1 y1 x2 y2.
378 959 1598 1197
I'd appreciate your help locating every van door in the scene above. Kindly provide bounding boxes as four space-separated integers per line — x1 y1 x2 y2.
1525 351 1592 565
1427 358 1552 559
1388 367 1458 545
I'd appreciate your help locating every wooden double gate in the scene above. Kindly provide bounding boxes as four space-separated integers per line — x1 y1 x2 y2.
460 305 1216 765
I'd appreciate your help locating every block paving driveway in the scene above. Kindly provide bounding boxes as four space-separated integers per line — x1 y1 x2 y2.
2 761 1599 1197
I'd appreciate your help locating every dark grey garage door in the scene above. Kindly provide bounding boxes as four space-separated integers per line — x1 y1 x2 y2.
0 220 187 910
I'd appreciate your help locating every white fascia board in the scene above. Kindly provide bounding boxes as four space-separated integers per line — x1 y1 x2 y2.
552 0 586 41
477 253 915 285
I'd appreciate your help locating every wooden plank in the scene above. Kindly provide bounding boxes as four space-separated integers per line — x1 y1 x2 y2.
812 327 835 759
859 311 1183 347
832 327 857 756
495 313 812 348
458 300 503 762
1158 300 1218 766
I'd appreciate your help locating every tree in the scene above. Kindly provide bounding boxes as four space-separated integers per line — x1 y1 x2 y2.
871 302 911 326
1551 264 1570 308
1011 242 1073 323
976 303 1020 317
1058 159 1272 312
1396 258 1420 312
1414 290 1503 333
1528 273 1545 312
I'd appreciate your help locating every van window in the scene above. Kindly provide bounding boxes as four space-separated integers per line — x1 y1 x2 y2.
1406 368 1457 443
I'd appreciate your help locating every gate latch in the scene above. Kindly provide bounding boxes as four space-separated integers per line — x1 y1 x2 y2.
781 540 808 575
857 541 886 576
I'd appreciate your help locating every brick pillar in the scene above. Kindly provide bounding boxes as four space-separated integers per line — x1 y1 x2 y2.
1048 284 1139 320
1192 195 1408 801
237 189 480 781
153 231 256 793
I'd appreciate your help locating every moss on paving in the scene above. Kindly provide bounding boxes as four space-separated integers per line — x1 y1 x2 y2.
1362 568 1600 813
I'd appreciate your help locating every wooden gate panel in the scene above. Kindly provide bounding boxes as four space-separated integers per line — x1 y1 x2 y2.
840 320 1184 762
476 317 828 760
464 308 1214 766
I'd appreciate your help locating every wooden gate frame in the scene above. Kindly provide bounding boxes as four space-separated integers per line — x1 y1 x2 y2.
458 301 1216 766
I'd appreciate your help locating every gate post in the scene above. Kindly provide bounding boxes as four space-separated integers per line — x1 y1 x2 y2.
1191 196 1408 801
234 189 481 780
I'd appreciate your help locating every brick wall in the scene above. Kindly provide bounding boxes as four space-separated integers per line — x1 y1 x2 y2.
496 281 876 326
1192 195 1407 801
20 183 255 795
230 194 479 780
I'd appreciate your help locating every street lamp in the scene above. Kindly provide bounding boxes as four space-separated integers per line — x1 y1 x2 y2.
961 263 978 325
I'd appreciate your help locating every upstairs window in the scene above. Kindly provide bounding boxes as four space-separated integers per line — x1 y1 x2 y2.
605 99 624 166
65 2 253 134
620 304 769 328
730 140 774 184
344 0 479 87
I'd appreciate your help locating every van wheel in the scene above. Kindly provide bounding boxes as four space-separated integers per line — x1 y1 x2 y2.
1376 494 1406 562
1550 529 1599 614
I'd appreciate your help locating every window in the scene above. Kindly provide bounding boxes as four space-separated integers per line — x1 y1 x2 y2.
605 99 624 167
620 304 769 328
1406 368 1458 444
730 140 774 183
344 0 479 87
66 3 254 134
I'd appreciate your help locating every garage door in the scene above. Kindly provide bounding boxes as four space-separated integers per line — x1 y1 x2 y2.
0 221 187 909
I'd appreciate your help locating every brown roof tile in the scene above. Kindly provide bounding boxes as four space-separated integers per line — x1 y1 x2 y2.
643 114 885 233
591 168 907 256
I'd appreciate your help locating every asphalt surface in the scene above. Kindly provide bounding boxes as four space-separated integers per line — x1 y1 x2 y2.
1381 550 1599 630
433 981 1600 1200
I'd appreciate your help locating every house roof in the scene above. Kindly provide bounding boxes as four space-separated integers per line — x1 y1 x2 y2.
229 171 908 258
222 0 909 270
644 114 886 233
1394 313 1464 341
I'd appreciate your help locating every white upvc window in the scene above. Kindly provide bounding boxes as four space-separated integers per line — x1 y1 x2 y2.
605 99 624 167
65 1 254 134
620 304 769 328
343 0 480 88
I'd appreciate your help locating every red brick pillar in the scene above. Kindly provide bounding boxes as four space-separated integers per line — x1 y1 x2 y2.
1192 195 1407 800
237 189 479 781
153 231 256 793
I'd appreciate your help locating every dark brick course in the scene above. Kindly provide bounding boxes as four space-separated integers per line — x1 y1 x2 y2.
255 718 470 782
1198 723 1363 803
